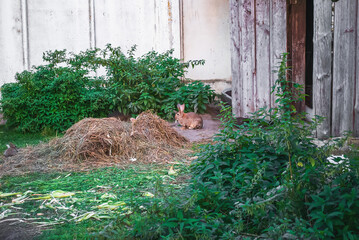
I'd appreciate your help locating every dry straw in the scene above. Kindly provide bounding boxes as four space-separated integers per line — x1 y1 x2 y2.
0 112 191 176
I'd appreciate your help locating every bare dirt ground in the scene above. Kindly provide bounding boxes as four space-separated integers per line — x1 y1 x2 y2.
0 219 42 240
171 113 222 142
0 113 6 125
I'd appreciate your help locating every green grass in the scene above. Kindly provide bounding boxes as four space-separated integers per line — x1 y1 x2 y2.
0 125 60 153
0 165 190 239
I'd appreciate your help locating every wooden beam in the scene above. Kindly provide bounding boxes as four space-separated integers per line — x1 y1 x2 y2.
355 1 359 137
312 0 332 139
239 0 256 116
255 0 271 110
230 0 242 117
270 0 287 108
332 0 357 136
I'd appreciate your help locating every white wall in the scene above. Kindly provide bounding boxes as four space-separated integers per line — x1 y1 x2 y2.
27 0 92 67
0 0 231 93
95 0 181 58
0 0 24 85
182 0 231 92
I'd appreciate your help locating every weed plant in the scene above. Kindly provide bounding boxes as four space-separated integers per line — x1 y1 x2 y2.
0 45 215 132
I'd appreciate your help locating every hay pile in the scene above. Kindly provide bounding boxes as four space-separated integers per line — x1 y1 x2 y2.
51 117 130 161
0 112 191 176
131 111 188 147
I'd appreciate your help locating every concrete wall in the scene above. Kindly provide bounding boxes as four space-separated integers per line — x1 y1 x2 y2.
0 0 231 93
0 0 25 85
182 0 231 92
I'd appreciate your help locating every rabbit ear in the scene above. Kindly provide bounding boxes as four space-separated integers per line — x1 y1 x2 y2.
180 104 185 112
130 118 136 123
177 104 182 111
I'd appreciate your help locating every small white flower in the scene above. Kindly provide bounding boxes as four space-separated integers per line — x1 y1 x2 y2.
327 155 347 165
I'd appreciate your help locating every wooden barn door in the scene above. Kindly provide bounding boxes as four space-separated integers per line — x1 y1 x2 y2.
230 0 287 118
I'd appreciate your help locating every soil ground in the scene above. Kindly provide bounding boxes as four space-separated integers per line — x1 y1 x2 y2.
0 218 42 240
171 113 222 142
0 113 6 125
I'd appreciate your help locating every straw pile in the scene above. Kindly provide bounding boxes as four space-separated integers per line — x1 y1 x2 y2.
0 112 191 176
51 117 130 161
131 111 188 147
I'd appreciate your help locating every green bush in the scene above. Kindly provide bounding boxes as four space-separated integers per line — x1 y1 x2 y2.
0 45 215 132
101 45 214 119
0 65 109 132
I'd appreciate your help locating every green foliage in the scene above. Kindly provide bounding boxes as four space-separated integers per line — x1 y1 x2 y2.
102 53 359 239
189 53 359 239
0 62 109 132
0 44 215 132
101 45 213 119
162 81 216 119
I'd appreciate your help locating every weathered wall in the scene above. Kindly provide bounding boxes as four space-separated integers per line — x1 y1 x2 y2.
27 0 92 67
0 0 25 85
182 0 232 93
313 0 359 138
0 0 231 93
94 0 181 58
230 0 287 117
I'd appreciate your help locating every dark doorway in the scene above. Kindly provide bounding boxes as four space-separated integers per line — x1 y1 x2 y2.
287 0 314 112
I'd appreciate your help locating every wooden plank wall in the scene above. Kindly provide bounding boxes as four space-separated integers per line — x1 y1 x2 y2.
312 0 332 139
230 0 286 118
332 0 358 137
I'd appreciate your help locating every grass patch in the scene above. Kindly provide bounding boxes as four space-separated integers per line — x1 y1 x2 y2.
0 164 190 239
0 125 60 153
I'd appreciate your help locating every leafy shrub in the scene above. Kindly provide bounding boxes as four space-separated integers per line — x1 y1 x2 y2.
0 45 215 132
162 81 216 119
101 45 214 119
1 65 109 132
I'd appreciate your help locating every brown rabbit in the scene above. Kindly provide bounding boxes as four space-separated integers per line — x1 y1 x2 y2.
4 143 18 157
175 104 203 129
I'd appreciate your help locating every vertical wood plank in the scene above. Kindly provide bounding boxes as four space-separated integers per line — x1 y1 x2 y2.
355 1 359 137
239 0 256 116
270 0 287 108
288 0 306 113
332 0 357 136
255 0 271 110
230 0 242 117
312 0 332 139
